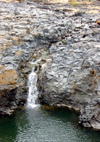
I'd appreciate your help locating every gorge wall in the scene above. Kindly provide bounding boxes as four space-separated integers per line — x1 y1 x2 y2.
0 0 100 130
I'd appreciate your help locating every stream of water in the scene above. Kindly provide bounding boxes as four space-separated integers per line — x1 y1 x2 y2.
27 66 39 108
27 59 41 108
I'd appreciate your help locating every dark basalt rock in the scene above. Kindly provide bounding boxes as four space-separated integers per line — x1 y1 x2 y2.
0 0 100 131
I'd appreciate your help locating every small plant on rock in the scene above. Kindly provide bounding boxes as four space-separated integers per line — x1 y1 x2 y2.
72 0 77 6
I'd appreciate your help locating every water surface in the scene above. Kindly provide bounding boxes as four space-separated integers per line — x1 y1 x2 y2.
0 107 100 142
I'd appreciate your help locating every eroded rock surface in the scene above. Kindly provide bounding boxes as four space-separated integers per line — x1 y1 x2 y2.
0 0 100 130
37 1 100 130
0 0 74 115
39 28 100 130
0 65 18 115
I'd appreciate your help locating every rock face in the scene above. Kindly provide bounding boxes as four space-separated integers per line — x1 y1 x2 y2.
38 2 100 130
39 36 100 129
39 33 100 130
0 66 18 115
0 0 100 130
0 0 74 115
0 67 18 86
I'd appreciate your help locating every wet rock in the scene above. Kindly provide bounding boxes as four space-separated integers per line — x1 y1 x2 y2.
79 99 100 130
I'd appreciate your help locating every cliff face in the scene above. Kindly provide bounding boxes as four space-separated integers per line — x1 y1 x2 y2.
0 0 74 114
0 0 100 130
39 30 100 129
38 3 100 130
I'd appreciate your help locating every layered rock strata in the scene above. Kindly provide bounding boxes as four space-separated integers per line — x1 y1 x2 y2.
0 0 100 130
0 0 73 114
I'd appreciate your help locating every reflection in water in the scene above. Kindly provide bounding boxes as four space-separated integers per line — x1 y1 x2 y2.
0 116 18 142
0 107 100 142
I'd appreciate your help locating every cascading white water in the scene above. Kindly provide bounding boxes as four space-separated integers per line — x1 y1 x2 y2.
27 59 41 108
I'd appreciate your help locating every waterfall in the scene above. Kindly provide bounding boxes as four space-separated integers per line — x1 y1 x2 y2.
27 59 41 108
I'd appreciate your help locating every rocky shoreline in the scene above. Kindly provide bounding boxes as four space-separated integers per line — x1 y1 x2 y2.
0 0 100 130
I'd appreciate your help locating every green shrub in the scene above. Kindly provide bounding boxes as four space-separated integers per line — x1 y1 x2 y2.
72 0 77 6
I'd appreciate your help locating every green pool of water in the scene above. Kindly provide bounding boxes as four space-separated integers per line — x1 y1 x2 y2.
0 107 100 142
